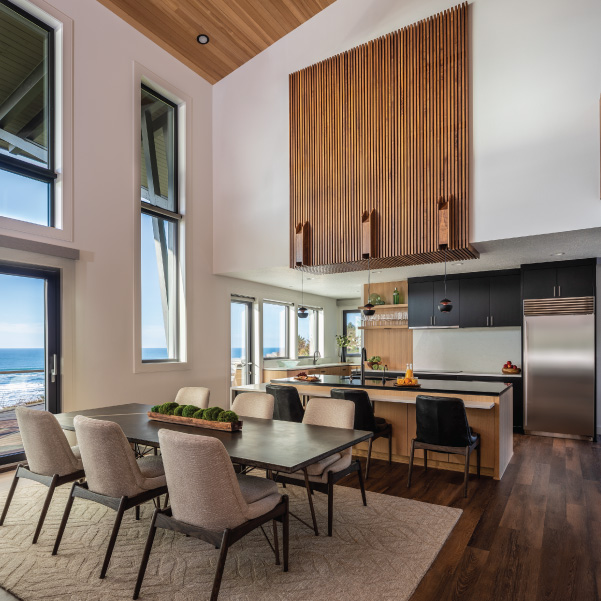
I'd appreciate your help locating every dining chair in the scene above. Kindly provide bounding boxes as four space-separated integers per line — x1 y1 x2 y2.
52 415 168 578
231 392 274 419
265 384 304 422
133 429 289 601
330 388 392 479
0 407 85 544
174 386 210 409
272 397 367 537
408 395 480 497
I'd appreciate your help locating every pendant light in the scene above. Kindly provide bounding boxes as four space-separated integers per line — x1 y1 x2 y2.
298 269 308 318
363 257 376 316
438 246 453 313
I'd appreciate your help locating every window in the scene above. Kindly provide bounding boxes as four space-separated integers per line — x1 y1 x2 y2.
140 84 180 362
297 307 321 357
263 301 289 359
343 310 362 358
0 0 55 226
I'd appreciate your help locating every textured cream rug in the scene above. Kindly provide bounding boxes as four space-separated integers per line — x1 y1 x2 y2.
0 481 461 601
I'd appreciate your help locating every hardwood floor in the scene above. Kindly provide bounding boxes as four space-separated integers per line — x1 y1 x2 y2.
0 434 599 600
338 434 601 601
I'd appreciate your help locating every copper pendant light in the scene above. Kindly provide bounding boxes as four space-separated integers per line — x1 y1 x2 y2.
438 246 453 313
298 269 308 318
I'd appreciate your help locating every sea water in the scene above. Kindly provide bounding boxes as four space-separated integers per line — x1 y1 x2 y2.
0 348 45 410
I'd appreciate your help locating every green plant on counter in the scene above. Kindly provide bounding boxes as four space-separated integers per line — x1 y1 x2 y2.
182 405 200 418
217 410 239 423
203 406 225 421
335 334 351 348
150 405 161 413
192 409 205 419
158 402 179 415
174 405 185 416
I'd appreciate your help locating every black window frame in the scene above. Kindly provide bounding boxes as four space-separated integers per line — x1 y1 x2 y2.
342 310 362 360
0 0 57 226
262 300 291 360
140 83 181 364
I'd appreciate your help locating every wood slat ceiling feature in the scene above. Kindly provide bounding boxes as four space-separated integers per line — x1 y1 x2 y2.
96 0 336 84
290 3 475 274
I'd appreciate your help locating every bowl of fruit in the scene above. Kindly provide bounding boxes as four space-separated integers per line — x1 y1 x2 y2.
502 361 521 374
367 356 382 369
394 376 420 388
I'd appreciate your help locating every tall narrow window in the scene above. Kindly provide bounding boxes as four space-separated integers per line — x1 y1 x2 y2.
0 0 55 226
297 307 321 357
343 310 362 358
262 301 289 359
140 84 180 362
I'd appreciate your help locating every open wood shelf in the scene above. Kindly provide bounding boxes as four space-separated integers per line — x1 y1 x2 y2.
358 304 408 310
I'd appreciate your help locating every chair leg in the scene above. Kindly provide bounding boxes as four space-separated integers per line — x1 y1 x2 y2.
477 444 481 478
302 468 319 536
388 433 392 465
365 438 373 480
100 497 127 579
133 509 158 600
327 472 334 537
283 496 289 572
52 482 77 556
356 460 367 506
407 439 415 488
272 520 280 565
0 467 20 526
463 448 470 498
163 493 169 510
32 474 58 544
424 449 428 471
210 530 230 601
135 505 140 521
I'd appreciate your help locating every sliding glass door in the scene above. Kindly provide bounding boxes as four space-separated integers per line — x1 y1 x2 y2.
0 264 60 465
231 298 254 386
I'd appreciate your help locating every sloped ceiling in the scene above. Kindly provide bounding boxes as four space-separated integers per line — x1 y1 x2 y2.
97 0 336 84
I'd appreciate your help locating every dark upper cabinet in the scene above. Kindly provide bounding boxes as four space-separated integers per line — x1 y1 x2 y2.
489 274 522 327
432 279 460 327
522 267 556 299
556 264 595 298
459 277 490 328
408 281 434 328
523 262 595 300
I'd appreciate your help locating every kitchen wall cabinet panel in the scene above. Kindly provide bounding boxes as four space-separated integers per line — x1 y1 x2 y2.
522 261 596 300
522 267 557 299
459 277 490 328
408 282 434 328
489 274 521 327
556 264 595 298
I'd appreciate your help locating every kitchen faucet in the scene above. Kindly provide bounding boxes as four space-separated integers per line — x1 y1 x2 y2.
313 350 321 365
361 347 367 385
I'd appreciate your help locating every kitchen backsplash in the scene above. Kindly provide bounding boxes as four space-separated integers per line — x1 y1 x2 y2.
413 327 522 373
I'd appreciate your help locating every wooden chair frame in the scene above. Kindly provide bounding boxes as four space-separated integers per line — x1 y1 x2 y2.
52 481 168 578
407 435 481 497
133 495 289 601
274 458 367 537
0 463 85 544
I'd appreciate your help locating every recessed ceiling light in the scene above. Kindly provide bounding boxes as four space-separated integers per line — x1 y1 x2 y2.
372 270 382 274
306 277 314 281
197 34 210 44
453 262 463 266
552 252 565 256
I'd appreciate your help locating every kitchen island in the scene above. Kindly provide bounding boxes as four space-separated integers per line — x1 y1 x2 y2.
262 376 513 480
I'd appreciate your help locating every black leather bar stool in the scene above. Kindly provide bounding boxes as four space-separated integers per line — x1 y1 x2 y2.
266 384 304 423
407 395 480 497
330 388 392 479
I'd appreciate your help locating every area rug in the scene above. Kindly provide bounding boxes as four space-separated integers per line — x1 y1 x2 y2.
0 482 461 601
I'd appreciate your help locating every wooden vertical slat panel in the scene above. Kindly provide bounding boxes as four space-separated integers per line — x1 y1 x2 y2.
290 3 472 273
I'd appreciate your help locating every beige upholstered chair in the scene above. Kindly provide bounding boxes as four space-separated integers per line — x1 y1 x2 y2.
0 407 85 544
52 415 167 579
134 429 289 601
231 392 274 419
274 397 367 536
174 386 210 409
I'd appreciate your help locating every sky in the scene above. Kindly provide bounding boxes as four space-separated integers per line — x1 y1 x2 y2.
0 170 49 226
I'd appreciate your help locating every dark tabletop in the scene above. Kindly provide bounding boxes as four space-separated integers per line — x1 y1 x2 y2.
55 403 373 474
272 375 512 396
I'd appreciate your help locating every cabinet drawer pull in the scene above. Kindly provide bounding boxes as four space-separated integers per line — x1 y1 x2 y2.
491 315 494 327
558 285 561 297
553 285 556 297
486 316 489 327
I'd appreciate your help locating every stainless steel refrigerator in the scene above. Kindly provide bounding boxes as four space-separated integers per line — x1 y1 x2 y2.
524 297 595 440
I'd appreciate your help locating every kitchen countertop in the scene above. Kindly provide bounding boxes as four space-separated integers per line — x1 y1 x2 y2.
271 375 512 397
352 368 522 379
263 362 356 371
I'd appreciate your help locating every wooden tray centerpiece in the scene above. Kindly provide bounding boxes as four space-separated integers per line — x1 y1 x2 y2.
148 403 243 432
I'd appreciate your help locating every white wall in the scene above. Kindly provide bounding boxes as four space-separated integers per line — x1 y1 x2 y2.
0 0 339 413
412 327 522 373
213 0 601 275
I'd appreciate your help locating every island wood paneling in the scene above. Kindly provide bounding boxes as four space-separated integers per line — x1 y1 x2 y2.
290 3 476 273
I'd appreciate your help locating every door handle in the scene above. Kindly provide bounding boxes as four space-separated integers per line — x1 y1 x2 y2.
430 316 433 326
50 354 58 383
553 285 556 297
557 285 561 297
491 315 494 327
486 316 489 327
433 315 436 326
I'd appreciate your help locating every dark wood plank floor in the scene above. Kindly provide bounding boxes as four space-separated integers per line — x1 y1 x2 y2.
339 434 601 601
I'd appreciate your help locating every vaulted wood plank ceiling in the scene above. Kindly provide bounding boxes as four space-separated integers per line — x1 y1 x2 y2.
97 0 336 84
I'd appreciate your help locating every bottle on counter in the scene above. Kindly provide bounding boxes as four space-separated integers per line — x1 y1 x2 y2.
405 363 413 379
393 287 400 304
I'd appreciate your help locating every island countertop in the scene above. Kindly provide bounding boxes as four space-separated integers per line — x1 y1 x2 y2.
270 375 512 397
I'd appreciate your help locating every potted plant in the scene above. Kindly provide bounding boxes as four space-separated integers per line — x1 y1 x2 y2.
335 334 350 360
